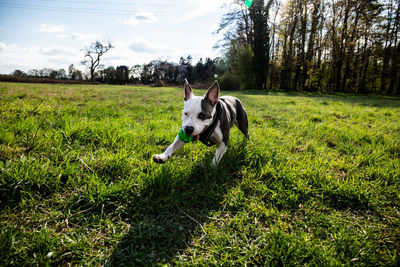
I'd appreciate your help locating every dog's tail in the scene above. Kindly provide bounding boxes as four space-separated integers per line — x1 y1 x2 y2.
234 99 249 139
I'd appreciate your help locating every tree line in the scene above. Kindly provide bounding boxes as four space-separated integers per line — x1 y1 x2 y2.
217 0 399 94
9 56 222 86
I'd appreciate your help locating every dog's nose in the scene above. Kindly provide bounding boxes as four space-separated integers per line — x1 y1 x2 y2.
184 126 194 135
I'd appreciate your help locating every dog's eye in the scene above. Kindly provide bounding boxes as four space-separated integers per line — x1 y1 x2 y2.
184 112 189 116
198 112 210 120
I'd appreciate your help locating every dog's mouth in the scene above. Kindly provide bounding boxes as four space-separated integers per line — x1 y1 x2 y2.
193 126 207 141
187 126 207 141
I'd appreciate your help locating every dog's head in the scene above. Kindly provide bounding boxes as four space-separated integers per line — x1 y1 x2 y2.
181 79 219 139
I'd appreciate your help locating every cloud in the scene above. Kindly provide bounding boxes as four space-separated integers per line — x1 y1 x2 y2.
57 32 101 41
170 0 232 23
0 42 83 74
99 40 183 68
0 42 6 52
39 47 76 56
120 12 158 26
173 0 229 23
40 24 65 33
39 48 64 56
128 40 173 54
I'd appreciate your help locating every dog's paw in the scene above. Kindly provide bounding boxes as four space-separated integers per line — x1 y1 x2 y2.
153 154 168 163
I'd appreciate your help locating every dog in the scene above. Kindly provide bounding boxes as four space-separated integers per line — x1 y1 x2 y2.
153 79 249 166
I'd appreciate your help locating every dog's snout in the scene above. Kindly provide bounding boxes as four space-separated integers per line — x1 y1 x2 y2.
184 126 194 135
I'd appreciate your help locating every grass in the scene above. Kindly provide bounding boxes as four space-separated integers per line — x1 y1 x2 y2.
0 82 399 266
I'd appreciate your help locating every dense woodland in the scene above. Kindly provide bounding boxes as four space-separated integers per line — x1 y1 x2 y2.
218 0 399 94
7 0 400 94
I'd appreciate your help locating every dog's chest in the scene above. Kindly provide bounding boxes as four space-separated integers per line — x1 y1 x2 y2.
208 122 223 144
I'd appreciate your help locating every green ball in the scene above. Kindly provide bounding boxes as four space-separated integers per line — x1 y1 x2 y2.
245 0 253 8
178 128 193 143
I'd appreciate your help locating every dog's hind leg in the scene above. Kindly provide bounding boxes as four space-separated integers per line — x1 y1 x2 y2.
153 135 185 163
234 99 249 139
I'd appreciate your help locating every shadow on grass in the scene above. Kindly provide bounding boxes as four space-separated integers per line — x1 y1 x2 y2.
105 141 249 265
316 93 400 108
239 90 400 108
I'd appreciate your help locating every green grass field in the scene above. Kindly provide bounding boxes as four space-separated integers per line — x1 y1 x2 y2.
0 82 399 265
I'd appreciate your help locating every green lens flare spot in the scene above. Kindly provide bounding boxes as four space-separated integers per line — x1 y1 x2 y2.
178 128 193 143
245 0 253 8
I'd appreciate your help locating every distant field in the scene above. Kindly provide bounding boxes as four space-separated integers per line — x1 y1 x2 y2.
0 82 399 265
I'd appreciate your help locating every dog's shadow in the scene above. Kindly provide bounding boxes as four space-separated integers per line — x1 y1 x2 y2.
106 139 248 266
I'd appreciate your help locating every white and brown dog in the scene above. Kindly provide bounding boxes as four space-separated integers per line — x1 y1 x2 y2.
153 79 249 166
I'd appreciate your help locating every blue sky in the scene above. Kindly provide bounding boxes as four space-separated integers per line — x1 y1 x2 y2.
0 0 230 74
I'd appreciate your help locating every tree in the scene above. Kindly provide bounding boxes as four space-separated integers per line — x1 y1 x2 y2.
67 64 83 80
11 69 26 77
217 0 253 48
115 65 130 84
381 0 400 94
141 62 154 84
217 0 275 89
57 69 67 79
233 44 257 89
130 64 142 84
73 70 83 80
279 0 301 90
81 40 113 82
68 64 76 79
99 66 116 84
249 0 274 89
193 58 205 82
27 69 39 77
177 56 193 83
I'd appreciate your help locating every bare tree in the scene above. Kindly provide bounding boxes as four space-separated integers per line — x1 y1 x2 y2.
81 40 113 82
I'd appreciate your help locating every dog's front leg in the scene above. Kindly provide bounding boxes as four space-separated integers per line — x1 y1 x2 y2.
153 135 186 163
212 142 227 166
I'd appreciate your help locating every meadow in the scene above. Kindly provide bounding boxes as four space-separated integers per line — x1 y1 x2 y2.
0 82 399 265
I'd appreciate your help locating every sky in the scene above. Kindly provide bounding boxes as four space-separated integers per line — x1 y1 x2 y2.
0 0 231 74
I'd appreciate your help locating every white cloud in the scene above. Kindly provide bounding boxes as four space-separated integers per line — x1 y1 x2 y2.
174 0 229 23
39 47 76 56
57 32 101 41
0 42 83 74
40 24 65 33
0 42 7 52
100 40 180 67
128 39 173 54
120 12 158 26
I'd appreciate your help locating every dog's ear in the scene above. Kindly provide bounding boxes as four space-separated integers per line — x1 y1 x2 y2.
184 78 194 101
205 80 219 106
